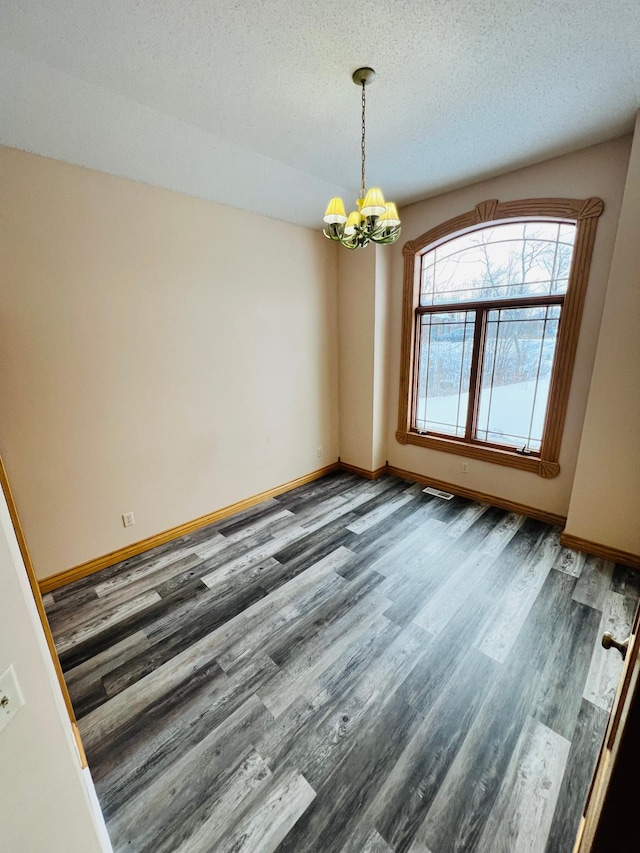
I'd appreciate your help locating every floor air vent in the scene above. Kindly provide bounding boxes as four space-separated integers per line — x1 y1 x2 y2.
423 486 454 500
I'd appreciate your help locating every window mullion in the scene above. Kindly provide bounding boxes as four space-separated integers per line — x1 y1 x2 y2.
410 312 425 429
465 308 486 441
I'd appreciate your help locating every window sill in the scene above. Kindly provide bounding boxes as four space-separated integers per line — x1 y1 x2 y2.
395 430 560 478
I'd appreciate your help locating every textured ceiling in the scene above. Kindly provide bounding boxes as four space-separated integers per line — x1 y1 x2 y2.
1 1 639 227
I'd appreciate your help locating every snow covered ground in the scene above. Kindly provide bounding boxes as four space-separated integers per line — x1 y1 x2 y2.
415 377 550 450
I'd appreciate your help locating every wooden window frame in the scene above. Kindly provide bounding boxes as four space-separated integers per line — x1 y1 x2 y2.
396 197 604 478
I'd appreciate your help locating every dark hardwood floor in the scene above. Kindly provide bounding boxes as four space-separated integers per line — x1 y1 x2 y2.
44 472 639 852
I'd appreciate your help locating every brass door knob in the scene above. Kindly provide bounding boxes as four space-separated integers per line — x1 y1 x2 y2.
601 632 629 660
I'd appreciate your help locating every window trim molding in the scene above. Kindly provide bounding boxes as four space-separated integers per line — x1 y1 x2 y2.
396 197 604 478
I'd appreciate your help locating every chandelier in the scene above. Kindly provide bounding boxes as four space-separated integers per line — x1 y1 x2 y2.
323 67 401 250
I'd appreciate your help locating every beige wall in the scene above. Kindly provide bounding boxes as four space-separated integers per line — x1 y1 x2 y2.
372 246 391 471
338 244 391 473
338 247 376 470
383 136 632 518
0 489 110 851
0 147 339 580
565 114 640 554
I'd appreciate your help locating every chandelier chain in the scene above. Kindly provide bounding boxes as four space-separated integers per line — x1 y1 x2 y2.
321 66 401 249
361 82 366 198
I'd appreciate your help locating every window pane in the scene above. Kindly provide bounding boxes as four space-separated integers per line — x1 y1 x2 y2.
476 306 561 451
420 221 576 306
414 311 475 437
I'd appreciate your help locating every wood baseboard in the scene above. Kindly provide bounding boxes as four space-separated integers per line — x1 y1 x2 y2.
338 460 387 480
39 462 340 593
43 459 629 594
71 722 88 769
559 532 640 570
386 464 567 528
339 462 638 569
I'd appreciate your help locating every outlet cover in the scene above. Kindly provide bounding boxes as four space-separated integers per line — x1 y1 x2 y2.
122 512 135 528
0 665 25 735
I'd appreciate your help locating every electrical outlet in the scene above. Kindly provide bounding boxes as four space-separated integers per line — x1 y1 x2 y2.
461 462 469 474
0 665 25 735
317 447 323 458
122 512 135 528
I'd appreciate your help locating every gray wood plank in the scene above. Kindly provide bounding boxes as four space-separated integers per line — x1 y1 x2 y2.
216 506 294 540
407 570 581 852
93 548 203 597
572 554 615 610
544 699 609 853
412 549 497 635
54 590 163 655
553 542 586 578
357 649 497 852
42 591 56 609
610 562 640 599
346 484 422 534
368 516 450 583
172 748 273 853
399 521 550 717
264 569 386 671
65 629 150 716
533 594 601 741
275 691 423 852
218 546 356 670
300 612 402 709
472 530 559 663
106 694 272 850
583 590 636 710
444 500 490 539
341 827 394 853
257 587 392 717
213 766 315 853
407 841 433 853
474 717 571 853
255 623 430 793
92 655 278 818
478 511 526 554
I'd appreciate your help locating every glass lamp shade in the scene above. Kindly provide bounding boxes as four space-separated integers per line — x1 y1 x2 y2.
361 187 387 217
378 201 401 226
323 197 348 224
343 210 363 235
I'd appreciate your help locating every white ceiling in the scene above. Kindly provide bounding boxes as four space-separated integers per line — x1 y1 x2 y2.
1 1 639 228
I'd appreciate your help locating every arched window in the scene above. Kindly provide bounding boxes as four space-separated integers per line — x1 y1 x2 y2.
396 198 603 478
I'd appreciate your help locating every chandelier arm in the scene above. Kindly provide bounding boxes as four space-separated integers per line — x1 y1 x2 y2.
323 224 346 241
340 233 358 249
372 231 401 245
340 226 364 249
371 222 395 237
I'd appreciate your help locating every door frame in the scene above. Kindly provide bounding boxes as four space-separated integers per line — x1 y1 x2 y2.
0 455 76 723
